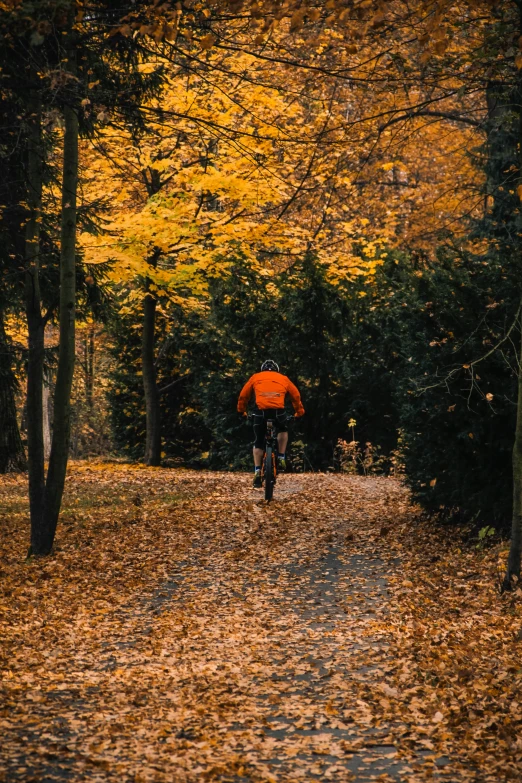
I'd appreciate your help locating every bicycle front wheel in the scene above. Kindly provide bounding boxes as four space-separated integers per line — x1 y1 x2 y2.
264 446 275 501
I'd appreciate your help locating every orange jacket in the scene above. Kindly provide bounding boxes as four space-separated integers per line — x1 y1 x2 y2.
238 371 305 416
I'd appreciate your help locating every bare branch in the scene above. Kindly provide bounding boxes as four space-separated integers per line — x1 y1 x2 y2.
379 110 483 132
415 303 522 396
158 373 191 395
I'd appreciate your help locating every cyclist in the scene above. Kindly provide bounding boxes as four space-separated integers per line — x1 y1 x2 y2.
237 360 305 488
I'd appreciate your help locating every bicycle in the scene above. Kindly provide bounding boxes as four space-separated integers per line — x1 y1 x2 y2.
248 412 294 502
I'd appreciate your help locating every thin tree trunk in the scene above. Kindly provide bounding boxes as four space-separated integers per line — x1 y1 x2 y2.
25 311 45 537
36 92 79 554
0 312 27 473
23 96 46 546
85 322 94 409
504 314 522 590
503 12 522 589
142 279 162 466
43 372 51 460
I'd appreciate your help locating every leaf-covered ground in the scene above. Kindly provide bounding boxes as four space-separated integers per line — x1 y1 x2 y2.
1 464 521 782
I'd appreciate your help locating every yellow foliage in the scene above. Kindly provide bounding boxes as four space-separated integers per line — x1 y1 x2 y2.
79 15 483 315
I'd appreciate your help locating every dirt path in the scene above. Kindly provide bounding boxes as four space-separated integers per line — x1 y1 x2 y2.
0 468 518 782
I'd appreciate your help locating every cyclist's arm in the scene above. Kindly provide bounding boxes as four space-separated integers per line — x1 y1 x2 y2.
286 379 305 416
237 376 254 414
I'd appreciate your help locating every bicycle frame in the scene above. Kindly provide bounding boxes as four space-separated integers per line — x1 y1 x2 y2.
247 412 293 501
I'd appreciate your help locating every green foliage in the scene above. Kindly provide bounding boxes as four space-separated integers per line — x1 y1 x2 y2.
365 249 519 529
109 254 398 471
477 525 496 549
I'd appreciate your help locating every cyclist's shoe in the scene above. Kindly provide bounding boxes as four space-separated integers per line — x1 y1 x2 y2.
278 455 287 472
253 471 262 489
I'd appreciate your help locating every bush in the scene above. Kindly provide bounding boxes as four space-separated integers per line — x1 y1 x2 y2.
366 249 519 528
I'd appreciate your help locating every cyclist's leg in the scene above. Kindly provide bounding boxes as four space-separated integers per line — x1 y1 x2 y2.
275 411 289 470
252 411 266 488
277 431 288 453
253 412 266 467
276 411 288 454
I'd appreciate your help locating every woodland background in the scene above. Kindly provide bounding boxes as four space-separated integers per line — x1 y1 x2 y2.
1 0 522 569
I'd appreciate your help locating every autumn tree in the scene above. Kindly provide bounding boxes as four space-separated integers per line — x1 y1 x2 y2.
0 0 166 553
82 36 392 465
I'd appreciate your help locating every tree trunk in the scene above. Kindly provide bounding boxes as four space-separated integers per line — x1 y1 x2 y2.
25 293 45 543
43 371 51 460
503 314 522 590
142 280 161 466
0 312 27 473
85 322 94 409
35 96 79 555
23 97 46 545
503 11 522 590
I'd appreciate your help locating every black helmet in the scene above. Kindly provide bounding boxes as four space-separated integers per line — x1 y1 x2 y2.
261 359 279 372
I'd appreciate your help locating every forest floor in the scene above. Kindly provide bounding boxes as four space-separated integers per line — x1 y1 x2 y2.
0 464 521 783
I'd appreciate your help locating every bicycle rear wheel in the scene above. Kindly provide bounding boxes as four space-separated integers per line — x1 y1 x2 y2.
264 446 275 501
